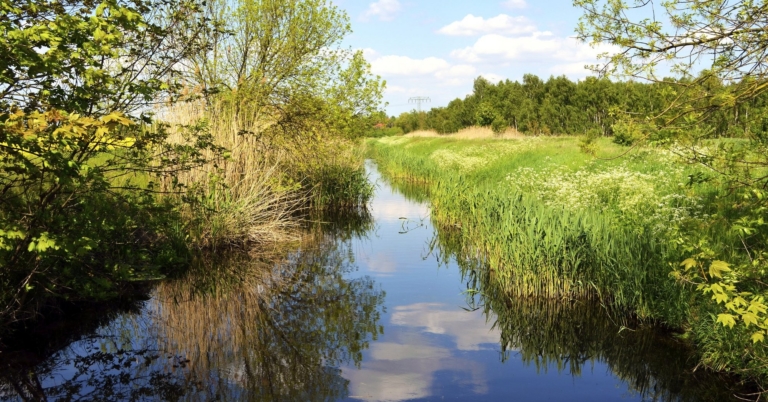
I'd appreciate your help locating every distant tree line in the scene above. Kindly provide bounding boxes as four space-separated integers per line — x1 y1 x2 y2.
392 74 768 140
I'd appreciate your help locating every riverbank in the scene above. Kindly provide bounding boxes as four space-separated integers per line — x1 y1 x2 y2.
0 161 757 401
367 135 768 385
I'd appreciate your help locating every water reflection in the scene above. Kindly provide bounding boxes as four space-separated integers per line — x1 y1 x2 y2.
344 301 497 401
0 226 385 401
345 333 490 401
422 185 756 401
390 303 499 351
0 161 759 402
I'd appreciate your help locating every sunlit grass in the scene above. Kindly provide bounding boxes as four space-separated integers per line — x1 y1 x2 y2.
367 136 714 325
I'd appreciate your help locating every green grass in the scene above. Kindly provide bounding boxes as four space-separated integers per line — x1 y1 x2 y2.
368 136 700 306
367 135 768 383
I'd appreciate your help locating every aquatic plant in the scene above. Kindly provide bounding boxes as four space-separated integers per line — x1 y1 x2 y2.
366 135 768 383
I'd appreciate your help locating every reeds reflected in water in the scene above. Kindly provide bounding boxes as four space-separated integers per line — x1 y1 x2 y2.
429 210 759 402
0 218 385 402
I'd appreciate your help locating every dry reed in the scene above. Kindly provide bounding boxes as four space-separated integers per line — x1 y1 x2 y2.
158 100 302 249
405 126 524 140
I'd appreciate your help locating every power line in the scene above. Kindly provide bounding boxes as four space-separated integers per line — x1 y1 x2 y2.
408 97 431 112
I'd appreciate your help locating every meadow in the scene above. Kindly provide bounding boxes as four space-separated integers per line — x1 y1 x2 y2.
367 134 768 382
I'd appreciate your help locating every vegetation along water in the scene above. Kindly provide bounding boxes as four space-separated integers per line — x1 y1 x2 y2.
0 162 758 400
4 0 768 400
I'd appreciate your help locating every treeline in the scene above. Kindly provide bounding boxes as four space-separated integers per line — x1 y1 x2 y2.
393 74 768 138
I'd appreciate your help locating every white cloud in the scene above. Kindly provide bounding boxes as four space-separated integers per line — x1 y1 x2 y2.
549 62 596 77
371 55 450 76
366 253 398 275
501 0 527 9
385 85 409 94
361 48 378 59
391 303 500 351
371 189 430 221
361 0 401 21
431 65 479 86
343 331 490 401
369 55 478 89
435 64 477 79
344 348 488 401
450 33 613 64
369 342 451 361
438 14 536 36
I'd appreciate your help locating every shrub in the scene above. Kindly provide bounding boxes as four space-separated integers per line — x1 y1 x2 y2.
491 116 508 134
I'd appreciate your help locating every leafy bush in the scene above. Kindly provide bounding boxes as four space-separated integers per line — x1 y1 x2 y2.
0 110 202 323
612 119 646 145
491 116 508 134
475 103 497 127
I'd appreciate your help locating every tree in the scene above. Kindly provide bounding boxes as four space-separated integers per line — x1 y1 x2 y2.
0 0 210 116
185 0 385 139
0 0 218 324
576 0 768 356
575 1 768 147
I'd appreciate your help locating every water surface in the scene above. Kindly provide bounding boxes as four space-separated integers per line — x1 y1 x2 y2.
0 161 749 401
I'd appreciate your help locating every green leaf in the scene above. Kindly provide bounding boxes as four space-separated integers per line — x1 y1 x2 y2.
714 292 729 304
752 332 765 344
748 302 768 315
717 313 737 329
733 296 748 307
743 312 759 327
680 258 697 271
709 260 731 278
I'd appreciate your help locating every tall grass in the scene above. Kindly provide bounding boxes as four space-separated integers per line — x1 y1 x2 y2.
367 136 768 382
387 170 755 399
157 99 373 250
439 182 677 313
405 125 524 139
368 137 697 319
158 100 300 249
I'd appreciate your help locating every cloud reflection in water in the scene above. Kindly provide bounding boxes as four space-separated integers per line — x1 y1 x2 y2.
392 303 500 351
345 302 500 401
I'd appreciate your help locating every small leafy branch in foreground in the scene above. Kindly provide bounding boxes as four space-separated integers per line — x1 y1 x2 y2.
671 189 768 344
0 106 221 323
674 258 768 343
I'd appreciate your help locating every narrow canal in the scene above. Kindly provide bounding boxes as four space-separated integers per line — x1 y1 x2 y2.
0 161 749 401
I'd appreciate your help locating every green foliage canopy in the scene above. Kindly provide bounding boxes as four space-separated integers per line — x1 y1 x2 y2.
0 0 210 115
0 0 219 324
576 0 768 363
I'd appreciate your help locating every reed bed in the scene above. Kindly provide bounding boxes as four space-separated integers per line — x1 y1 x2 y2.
392 206 751 400
372 135 768 385
157 99 373 250
435 226 754 400
367 136 705 324
157 100 301 249
404 126 524 139
432 178 683 320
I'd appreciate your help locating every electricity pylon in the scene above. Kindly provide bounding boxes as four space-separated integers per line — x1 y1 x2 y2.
408 97 431 112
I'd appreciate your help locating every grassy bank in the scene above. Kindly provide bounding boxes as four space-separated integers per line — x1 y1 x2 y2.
367 135 768 383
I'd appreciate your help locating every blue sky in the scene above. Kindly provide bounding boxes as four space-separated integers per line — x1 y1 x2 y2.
333 0 612 115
